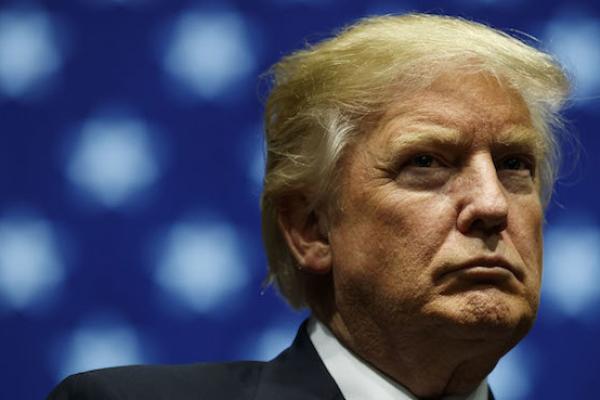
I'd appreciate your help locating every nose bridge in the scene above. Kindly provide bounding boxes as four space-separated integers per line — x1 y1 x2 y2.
456 152 509 234
468 153 505 204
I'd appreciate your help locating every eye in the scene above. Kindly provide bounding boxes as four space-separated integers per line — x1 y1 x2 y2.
408 154 441 168
498 156 534 174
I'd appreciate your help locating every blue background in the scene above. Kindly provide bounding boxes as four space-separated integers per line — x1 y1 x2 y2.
1 1 598 399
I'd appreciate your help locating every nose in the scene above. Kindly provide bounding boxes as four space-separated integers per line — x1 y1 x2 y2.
456 154 509 236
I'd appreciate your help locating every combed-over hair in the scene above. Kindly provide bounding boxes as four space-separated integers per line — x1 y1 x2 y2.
260 13 570 309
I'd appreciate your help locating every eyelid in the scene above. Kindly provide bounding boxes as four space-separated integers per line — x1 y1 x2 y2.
496 154 537 176
392 152 448 172
496 153 535 167
409 153 446 167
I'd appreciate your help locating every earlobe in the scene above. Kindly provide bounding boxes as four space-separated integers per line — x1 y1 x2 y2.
277 199 332 274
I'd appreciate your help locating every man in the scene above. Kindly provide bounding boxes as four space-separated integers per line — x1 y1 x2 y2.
49 13 569 399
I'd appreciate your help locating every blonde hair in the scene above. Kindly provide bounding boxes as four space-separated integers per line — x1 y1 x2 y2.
261 13 570 309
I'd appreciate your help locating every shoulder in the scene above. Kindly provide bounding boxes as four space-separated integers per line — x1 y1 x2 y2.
47 361 266 400
47 320 341 400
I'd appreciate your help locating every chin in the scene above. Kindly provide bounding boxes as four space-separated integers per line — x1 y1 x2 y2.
427 288 538 340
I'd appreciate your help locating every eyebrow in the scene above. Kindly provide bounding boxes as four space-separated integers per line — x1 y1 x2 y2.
386 123 544 156
387 124 469 149
493 125 545 154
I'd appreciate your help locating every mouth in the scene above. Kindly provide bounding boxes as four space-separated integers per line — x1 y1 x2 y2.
436 256 524 284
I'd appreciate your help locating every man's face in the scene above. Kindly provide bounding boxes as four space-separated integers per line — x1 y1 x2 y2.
328 72 544 343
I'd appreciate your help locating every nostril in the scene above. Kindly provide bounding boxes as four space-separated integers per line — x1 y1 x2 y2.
456 196 509 235
470 217 507 234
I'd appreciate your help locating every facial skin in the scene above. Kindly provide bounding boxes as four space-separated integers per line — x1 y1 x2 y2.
280 71 545 397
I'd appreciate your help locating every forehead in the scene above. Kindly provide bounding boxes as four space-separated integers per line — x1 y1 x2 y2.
370 72 542 152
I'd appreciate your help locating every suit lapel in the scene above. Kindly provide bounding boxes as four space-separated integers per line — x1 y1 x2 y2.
253 320 344 400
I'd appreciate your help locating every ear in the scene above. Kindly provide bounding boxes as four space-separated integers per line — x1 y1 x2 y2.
278 197 332 274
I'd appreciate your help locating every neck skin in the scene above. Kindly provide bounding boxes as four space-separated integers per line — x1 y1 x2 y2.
308 282 521 399
329 312 503 398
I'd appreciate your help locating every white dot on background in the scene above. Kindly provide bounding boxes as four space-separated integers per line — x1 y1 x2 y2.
238 317 306 361
57 316 145 380
0 212 64 312
489 343 535 400
66 113 161 209
0 7 63 98
542 223 600 319
249 325 298 361
154 218 249 313
162 9 256 100
544 15 600 104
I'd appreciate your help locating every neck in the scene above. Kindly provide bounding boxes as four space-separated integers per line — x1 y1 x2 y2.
322 311 510 398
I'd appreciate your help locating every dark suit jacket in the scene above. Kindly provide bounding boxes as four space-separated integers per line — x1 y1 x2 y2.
48 322 495 399
47 322 343 400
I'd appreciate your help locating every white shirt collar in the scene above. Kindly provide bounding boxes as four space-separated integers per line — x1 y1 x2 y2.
307 318 489 400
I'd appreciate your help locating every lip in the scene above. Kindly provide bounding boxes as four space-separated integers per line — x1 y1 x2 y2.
436 256 524 283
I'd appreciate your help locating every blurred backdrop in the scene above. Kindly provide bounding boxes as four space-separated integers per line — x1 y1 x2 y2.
0 0 598 399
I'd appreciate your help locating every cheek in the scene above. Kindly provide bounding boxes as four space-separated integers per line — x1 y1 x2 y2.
509 200 544 283
333 191 455 288
377 191 456 256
